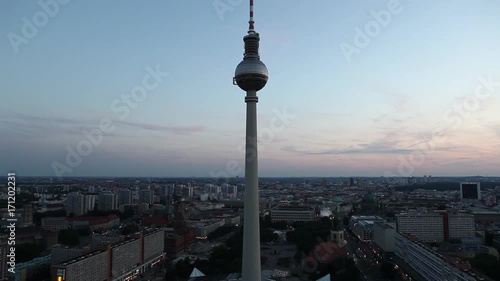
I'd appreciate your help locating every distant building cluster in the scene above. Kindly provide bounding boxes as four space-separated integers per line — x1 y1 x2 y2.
1 176 500 281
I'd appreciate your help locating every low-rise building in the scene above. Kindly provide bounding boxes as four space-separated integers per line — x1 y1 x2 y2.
350 216 385 241
67 214 120 231
270 205 316 222
188 219 225 238
42 217 69 232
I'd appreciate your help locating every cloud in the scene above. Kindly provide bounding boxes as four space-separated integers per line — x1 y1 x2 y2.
0 112 205 137
483 123 500 137
0 112 97 138
281 145 414 156
111 119 206 135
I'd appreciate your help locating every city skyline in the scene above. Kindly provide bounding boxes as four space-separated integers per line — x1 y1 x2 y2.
2 0 500 177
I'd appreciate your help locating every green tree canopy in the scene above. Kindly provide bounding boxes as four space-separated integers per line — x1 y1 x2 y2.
58 229 80 247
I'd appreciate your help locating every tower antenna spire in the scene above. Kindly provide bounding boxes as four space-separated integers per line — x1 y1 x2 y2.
249 0 255 33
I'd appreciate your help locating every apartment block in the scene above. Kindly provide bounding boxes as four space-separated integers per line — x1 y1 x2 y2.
52 250 108 281
448 214 475 239
395 233 476 281
396 212 444 242
51 229 165 281
373 221 396 252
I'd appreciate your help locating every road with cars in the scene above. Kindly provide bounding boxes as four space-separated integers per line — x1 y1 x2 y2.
344 228 409 281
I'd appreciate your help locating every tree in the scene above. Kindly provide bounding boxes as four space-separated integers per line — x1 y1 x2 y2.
380 262 397 280
121 224 139 235
260 228 277 243
470 253 500 280
121 208 135 220
16 243 41 263
261 215 272 228
33 209 66 226
58 229 80 247
287 220 331 254
343 216 350 226
335 258 360 281
207 225 236 241
77 227 91 236
174 258 191 279
271 220 287 230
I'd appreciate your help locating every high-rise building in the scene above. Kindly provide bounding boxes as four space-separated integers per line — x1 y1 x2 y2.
83 194 97 214
396 211 476 242
349 178 355 187
460 182 481 200
165 184 174 196
66 192 84 216
396 212 444 242
98 191 117 211
182 186 194 199
19 204 33 227
448 213 475 239
118 189 132 205
139 189 154 204
233 0 268 279
174 185 183 196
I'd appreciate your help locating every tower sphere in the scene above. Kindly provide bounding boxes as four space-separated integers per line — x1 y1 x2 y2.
234 33 268 92
234 58 268 91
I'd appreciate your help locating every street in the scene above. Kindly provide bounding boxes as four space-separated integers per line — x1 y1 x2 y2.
186 227 240 255
344 229 377 281
344 229 406 281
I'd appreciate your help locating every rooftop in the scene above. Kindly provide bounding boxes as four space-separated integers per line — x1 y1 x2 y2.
273 205 314 211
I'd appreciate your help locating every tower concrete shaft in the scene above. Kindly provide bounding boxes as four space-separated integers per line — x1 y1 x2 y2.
242 90 261 281
234 1 267 279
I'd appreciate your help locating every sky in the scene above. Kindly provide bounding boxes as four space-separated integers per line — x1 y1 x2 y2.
1 0 500 178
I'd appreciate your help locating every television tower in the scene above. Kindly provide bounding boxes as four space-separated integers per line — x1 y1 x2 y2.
233 0 268 280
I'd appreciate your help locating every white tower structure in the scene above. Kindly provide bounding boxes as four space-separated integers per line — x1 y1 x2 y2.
233 1 268 280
